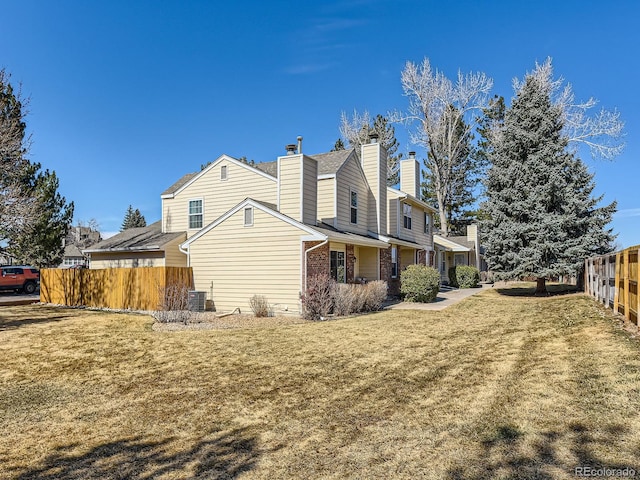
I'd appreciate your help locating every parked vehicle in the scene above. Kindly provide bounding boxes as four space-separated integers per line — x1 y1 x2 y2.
0 266 40 294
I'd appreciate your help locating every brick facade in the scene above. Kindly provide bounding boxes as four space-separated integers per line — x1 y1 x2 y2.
380 246 400 295
303 241 330 287
346 244 355 283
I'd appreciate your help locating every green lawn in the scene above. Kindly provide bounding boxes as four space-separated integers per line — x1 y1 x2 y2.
1 289 640 479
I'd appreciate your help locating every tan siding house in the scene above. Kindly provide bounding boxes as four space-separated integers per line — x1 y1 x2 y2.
184 200 323 314
90 135 437 312
162 155 277 237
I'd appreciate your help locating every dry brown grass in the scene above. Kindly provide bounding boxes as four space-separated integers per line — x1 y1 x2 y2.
2 289 640 479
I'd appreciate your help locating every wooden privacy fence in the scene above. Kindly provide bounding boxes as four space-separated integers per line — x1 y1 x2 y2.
585 245 639 324
40 267 194 311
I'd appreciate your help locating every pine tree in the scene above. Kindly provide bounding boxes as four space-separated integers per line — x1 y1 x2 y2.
338 111 402 185
1 69 73 266
9 169 74 267
121 205 146 230
482 64 616 294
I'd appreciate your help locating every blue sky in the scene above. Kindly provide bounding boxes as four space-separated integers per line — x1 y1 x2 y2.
3 0 639 245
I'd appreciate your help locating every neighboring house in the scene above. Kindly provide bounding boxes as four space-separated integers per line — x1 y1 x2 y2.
434 224 486 283
84 221 187 269
91 137 437 314
60 244 87 267
59 225 103 268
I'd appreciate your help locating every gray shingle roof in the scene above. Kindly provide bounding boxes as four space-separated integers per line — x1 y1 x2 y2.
254 161 277 177
163 148 355 196
254 149 355 178
84 221 185 252
162 172 197 196
448 236 476 249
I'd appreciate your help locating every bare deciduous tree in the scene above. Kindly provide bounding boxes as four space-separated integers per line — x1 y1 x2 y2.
392 58 493 236
339 110 402 185
513 58 625 160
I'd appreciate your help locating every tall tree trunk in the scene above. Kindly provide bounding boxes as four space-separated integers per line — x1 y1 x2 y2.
435 188 449 236
535 277 547 295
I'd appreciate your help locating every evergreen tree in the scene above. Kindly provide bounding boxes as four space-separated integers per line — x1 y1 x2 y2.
1 69 73 265
331 138 345 151
482 64 616 294
338 111 402 185
9 169 74 267
121 205 146 230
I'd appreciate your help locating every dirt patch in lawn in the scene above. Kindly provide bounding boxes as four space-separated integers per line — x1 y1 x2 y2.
152 312 309 331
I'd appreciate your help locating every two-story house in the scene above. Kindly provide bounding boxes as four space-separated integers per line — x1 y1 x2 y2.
86 136 436 314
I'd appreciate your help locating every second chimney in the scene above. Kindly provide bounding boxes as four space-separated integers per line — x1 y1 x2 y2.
400 151 421 199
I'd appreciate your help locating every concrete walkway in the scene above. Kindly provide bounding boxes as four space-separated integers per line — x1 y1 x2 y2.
385 283 490 311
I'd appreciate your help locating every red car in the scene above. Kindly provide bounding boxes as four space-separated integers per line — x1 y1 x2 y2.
0 266 40 294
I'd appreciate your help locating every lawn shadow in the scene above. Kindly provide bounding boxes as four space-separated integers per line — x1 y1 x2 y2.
12 427 269 479
446 421 638 479
495 283 579 298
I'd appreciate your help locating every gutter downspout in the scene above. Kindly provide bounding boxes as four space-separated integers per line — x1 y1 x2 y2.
304 238 329 292
179 243 190 267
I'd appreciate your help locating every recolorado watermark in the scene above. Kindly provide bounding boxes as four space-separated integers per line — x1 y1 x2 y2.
575 466 636 477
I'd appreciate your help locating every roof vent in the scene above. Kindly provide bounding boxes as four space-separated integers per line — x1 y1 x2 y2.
297 136 303 154
285 144 297 155
409 151 416 160
369 133 379 144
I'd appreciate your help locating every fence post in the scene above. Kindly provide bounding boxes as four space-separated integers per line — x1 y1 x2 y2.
623 249 630 321
604 255 609 307
614 252 621 314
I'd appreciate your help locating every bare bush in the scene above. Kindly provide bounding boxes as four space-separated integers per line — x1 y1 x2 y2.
249 295 273 317
333 284 354 317
301 274 334 321
154 282 191 324
363 281 388 311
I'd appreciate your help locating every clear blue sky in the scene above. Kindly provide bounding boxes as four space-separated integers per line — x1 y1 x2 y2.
3 0 639 246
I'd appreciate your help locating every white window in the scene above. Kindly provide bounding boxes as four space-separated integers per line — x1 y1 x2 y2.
391 246 398 278
189 199 203 229
424 212 430 234
403 203 412 230
454 253 466 266
350 189 358 224
244 207 253 226
221 165 228 180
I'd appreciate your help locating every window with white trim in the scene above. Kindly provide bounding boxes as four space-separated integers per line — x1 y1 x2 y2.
330 251 346 283
221 165 228 180
188 199 203 229
350 189 358 224
391 246 398 278
244 207 253 226
424 212 430 234
403 203 412 230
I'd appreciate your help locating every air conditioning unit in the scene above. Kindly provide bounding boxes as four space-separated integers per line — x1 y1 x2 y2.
188 291 206 312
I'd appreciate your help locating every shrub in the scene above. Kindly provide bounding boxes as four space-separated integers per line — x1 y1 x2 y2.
448 266 459 287
363 280 388 311
249 295 273 317
333 284 354 317
401 265 440 303
455 265 480 288
301 274 334 320
154 281 191 323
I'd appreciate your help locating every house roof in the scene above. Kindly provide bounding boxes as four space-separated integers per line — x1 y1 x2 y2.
162 172 198 196
253 149 356 178
84 221 185 253
63 244 85 258
448 236 476 250
311 223 389 249
312 149 355 175
433 234 472 252
387 187 438 213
